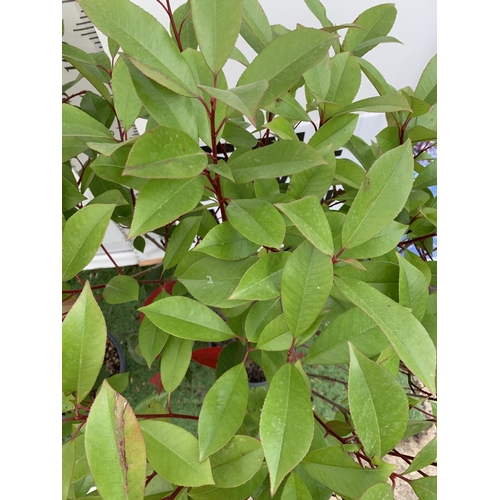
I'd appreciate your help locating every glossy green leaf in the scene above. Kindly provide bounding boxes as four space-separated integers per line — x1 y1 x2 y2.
344 135 377 170
230 251 291 300
140 420 214 486
139 296 235 342
124 126 207 179
107 372 130 394
85 380 147 500
139 316 169 368
210 435 264 488
266 116 298 141
230 140 327 184
276 196 334 256
188 466 268 500
325 52 361 106
304 307 388 365
161 336 193 395
415 55 437 106
80 91 114 128
343 3 397 57
78 0 198 97
245 298 282 342
198 81 268 127
304 0 332 27
190 0 242 73
405 437 437 474
240 0 273 53
334 276 436 393
288 151 336 201
62 43 112 103
62 440 76 500
227 199 285 248
348 344 408 458
126 60 199 141
303 54 331 100
62 104 115 162
260 363 314 495
281 240 333 337
359 483 394 500
112 57 142 131
103 275 139 304
237 28 334 107
256 314 293 351
302 445 395 498
128 176 205 238
178 254 257 308
413 160 437 190
62 178 86 212
333 92 412 117
411 475 437 500
216 340 246 378
308 114 359 151
194 221 260 260
342 221 407 260
62 204 115 282
341 141 414 249
162 217 200 271
199 363 249 460
396 253 428 321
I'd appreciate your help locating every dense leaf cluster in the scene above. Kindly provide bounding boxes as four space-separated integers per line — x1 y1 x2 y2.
62 0 437 498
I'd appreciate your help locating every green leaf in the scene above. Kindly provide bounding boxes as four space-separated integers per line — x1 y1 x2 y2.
62 104 115 162
415 55 437 106
62 204 115 281
163 216 202 269
240 0 273 53
275 196 334 256
107 372 130 393
304 0 332 27
358 57 395 96
304 307 388 365
140 420 214 486
194 221 260 260
124 126 207 179
128 176 205 238
281 240 333 337
245 298 281 342
80 91 114 128
198 363 249 460
210 435 264 488
348 344 408 458
103 275 139 304
85 380 147 500
78 0 198 97
160 336 193 395
265 92 310 122
396 253 428 321
332 92 412 117
62 177 86 212
139 316 169 368
353 35 402 55
226 199 285 249
359 483 394 500
281 471 313 500
216 341 246 378
256 314 293 351
341 141 414 249
139 296 235 342
172 2 198 50
334 276 436 393
403 420 434 441
343 135 377 170
191 0 242 74
62 43 112 103
303 54 331 100
125 60 199 141
237 28 334 107
308 114 359 151
178 255 258 308
266 116 298 141
411 475 437 500
413 160 437 190
405 437 436 474
324 52 361 106
302 445 395 498
230 251 291 301
230 140 327 183
198 81 268 127
342 222 407 260
62 440 76 500
260 363 314 495
112 57 142 131
342 3 397 57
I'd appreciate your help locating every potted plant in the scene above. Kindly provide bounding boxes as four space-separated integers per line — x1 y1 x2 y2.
62 0 437 498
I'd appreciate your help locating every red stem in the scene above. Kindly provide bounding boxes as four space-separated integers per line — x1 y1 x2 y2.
135 413 199 421
100 245 124 275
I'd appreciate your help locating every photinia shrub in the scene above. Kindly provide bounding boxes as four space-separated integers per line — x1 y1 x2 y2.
62 0 437 498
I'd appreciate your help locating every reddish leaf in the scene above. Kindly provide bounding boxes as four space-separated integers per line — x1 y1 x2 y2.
149 372 164 395
139 281 176 323
191 347 223 369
